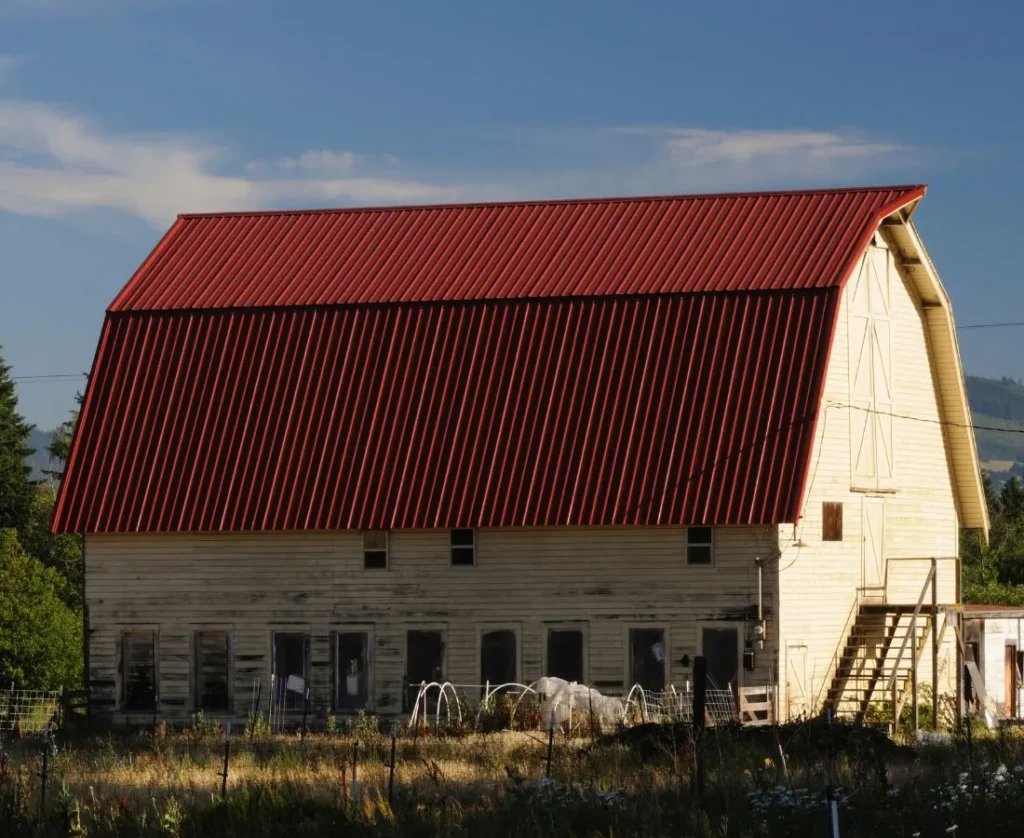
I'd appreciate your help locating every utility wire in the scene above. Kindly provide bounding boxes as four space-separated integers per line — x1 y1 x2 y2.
11 373 87 382
957 321 1024 330
826 401 1024 434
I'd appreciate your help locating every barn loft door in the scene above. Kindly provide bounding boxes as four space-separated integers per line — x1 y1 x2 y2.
849 240 894 491
861 497 885 592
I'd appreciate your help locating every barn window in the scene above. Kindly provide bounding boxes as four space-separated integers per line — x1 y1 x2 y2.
272 632 309 711
480 629 517 688
822 502 844 541
686 527 714 565
121 631 156 711
194 631 231 713
363 530 388 569
450 528 475 566
405 629 444 712
336 630 371 712
629 628 667 692
547 627 585 683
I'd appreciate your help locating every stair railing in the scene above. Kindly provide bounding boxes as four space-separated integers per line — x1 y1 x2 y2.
884 564 935 731
815 596 861 712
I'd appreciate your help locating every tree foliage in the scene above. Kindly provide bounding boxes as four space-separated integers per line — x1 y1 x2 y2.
962 474 1024 605
0 347 35 532
0 529 82 689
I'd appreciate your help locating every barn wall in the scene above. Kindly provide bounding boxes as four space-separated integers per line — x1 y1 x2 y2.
777 233 961 719
85 525 779 726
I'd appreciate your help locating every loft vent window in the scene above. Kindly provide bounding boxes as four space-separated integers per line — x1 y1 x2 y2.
405 629 444 712
121 630 156 711
480 629 517 689
450 528 475 566
363 530 389 569
272 632 309 711
547 628 585 683
686 526 714 565
822 502 843 541
336 631 371 712
194 631 231 713
630 628 667 692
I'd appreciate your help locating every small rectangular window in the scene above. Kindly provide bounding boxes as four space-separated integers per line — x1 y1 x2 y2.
547 628 585 683
822 502 843 541
336 631 371 712
272 632 309 711
363 530 389 569
405 629 444 712
122 631 156 711
629 628 667 692
480 629 517 688
450 528 475 566
686 526 713 565
194 631 231 713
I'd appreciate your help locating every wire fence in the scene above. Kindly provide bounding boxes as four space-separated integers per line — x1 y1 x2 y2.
0 687 62 737
405 680 742 732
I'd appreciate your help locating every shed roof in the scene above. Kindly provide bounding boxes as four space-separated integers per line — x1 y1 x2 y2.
55 186 932 533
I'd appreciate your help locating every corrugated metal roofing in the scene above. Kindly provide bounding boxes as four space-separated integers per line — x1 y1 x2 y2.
54 289 838 532
109 185 924 311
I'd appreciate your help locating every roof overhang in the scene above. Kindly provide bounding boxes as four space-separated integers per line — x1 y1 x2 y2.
879 209 990 538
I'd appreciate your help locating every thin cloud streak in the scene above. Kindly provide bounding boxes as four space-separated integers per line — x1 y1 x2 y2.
0 100 912 228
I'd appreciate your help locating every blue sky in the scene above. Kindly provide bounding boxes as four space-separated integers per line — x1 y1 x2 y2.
1 0 1023 429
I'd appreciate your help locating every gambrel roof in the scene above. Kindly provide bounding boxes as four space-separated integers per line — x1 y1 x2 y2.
54 185 984 533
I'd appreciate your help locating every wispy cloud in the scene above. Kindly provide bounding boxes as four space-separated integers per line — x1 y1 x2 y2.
0 98 913 229
0 54 22 79
0 101 460 227
604 126 908 191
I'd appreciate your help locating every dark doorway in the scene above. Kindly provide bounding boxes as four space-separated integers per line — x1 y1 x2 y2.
272 632 308 710
630 628 666 692
336 631 370 712
547 629 585 683
406 630 444 712
195 631 230 712
702 627 740 693
480 629 517 687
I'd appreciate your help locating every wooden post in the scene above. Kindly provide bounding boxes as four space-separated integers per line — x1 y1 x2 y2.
911 609 919 732
955 609 964 735
931 557 939 732
39 728 50 821
545 709 556 777
693 656 707 796
387 720 397 804
220 722 231 797
301 688 310 741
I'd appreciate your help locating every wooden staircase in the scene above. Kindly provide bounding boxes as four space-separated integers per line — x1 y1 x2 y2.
824 603 941 721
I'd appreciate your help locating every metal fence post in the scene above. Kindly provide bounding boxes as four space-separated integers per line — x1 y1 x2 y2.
387 720 397 804
693 656 707 796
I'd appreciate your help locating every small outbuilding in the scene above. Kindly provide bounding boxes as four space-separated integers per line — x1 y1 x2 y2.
963 605 1024 723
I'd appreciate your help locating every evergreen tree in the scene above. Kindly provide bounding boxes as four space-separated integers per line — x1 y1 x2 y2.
0 348 35 531
43 390 83 483
999 476 1024 520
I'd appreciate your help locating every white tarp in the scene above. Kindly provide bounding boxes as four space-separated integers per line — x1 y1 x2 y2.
534 677 624 729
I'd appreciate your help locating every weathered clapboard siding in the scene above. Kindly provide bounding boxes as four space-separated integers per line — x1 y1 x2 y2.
85 525 779 725
778 235 960 718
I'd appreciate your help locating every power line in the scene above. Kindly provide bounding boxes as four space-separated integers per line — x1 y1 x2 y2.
957 321 1024 330
827 401 1024 434
11 373 87 382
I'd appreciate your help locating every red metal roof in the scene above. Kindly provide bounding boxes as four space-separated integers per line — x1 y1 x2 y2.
110 186 924 311
54 289 837 532
55 186 925 534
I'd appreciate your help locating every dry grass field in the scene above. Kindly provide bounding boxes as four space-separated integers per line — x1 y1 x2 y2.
2 713 1024 836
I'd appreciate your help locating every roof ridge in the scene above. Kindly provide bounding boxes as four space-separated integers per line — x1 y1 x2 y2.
177 184 926 220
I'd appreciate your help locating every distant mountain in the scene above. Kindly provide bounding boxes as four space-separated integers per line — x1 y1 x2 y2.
966 376 1024 485
25 428 55 480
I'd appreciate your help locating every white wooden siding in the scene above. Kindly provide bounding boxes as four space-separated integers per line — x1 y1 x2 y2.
777 237 961 717
86 525 779 725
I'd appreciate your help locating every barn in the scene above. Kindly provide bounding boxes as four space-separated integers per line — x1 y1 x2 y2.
53 185 988 727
